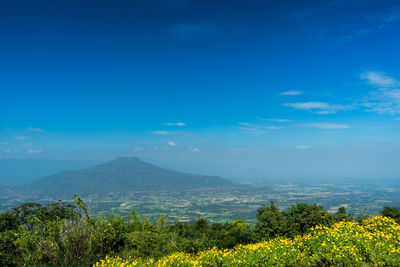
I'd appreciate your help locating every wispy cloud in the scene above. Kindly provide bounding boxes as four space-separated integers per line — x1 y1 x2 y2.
0 142 9 145
300 122 351 129
238 122 282 130
280 90 302 96
189 147 200 152
15 136 29 140
22 143 32 148
238 122 282 135
265 126 282 130
169 23 219 40
151 130 194 136
284 102 351 114
296 145 310 150
257 117 293 122
237 127 265 135
162 122 186 126
360 71 400 114
27 148 42 154
361 71 400 87
167 141 177 146
4 148 11 153
28 127 43 132
363 89 400 114
151 131 173 135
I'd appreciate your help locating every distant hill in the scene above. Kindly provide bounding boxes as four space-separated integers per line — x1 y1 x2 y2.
30 157 235 197
0 159 100 186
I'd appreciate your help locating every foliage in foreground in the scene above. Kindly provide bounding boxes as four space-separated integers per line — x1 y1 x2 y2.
95 216 400 266
1 197 400 267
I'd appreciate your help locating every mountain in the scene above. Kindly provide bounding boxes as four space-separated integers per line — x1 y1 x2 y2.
0 159 100 186
30 157 235 197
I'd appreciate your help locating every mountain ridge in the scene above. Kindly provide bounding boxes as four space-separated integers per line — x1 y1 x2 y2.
30 157 235 197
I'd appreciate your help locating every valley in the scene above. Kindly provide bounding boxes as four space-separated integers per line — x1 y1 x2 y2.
2 180 399 223
68 182 400 223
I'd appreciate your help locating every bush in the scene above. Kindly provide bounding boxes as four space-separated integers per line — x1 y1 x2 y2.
96 216 400 266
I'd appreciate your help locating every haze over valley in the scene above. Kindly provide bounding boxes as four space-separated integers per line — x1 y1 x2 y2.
1 157 399 223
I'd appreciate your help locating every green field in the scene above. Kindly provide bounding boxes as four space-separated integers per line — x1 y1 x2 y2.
2 181 399 223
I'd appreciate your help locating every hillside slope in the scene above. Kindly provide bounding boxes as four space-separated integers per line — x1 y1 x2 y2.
30 157 235 197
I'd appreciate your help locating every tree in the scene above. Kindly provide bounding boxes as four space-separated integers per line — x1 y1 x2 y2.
333 207 353 222
10 201 77 230
0 212 19 232
0 212 20 266
381 206 400 223
254 201 287 240
193 218 208 232
284 203 332 237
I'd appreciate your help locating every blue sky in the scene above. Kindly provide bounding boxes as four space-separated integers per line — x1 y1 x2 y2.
1 0 400 180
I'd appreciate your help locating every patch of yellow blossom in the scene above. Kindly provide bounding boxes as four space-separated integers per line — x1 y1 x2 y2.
94 216 400 266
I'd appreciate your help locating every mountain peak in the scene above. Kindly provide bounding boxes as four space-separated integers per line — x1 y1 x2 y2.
31 157 235 197
114 156 142 162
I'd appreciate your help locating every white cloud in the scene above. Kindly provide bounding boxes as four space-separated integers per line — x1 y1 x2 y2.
258 118 293 122
189 147 200 152
151 130 194 136
238 127 265 135
270 119 292 122
162 122 186 126
0 142 9 145
22 143 32 148
28 127 43 132
151 131 173 135
4 149 11 153
280 90 303 96
300 123 351 129
15 136 29 140
27 148 42 154
284 102 329 109
134 147 144 151
363 89 400 114
361 71 400 114
167 141 177 146
238 123 282 130
284 102 350 114
361 71 400 87
237 122 282 135
395 118 400 121
296 145 310 150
